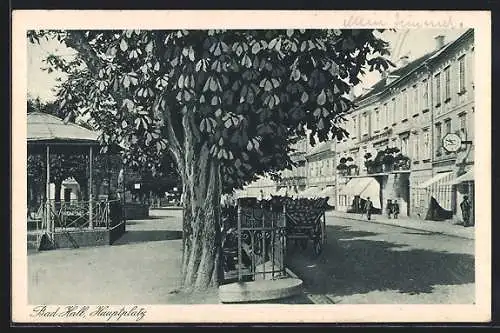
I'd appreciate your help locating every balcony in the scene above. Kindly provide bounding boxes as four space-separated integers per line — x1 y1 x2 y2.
336 161 359 177
363 148 411 175
359 128 393 144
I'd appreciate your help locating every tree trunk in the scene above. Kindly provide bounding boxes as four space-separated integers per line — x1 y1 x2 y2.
180 144 222 291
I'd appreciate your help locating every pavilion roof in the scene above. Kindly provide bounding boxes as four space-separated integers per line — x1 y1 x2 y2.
27 112 100 146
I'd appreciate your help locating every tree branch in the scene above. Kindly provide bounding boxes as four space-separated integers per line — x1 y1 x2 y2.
63 31 128 116
153 95 184 169
63 31 101 73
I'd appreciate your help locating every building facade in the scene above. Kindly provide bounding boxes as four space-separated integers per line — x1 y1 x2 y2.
304 140 337 206
278 138 308 194
336 29 474 220
238 30 474 223
427 29 475 220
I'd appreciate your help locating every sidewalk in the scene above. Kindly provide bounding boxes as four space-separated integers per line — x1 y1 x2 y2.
326 210 474 240
28 210 311 304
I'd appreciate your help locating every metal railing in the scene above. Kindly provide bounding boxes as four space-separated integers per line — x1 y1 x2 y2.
236 205 287 282
34 199 123 231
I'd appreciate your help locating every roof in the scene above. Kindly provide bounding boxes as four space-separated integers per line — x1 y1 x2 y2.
306 141 333 157
355 28 474 106
355 50 440 103
27 112 100 145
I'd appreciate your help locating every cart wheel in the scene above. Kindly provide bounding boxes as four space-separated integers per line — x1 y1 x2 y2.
313 238 322 257
300 238 308 250
313 221 326 257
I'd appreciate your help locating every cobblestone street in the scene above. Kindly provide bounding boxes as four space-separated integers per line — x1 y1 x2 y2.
286 216 475 304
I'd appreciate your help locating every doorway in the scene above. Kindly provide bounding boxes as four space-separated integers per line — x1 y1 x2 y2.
64 188 72 203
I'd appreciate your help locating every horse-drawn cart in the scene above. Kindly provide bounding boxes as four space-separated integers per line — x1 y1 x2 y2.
284 197 328 257
264 196 328 257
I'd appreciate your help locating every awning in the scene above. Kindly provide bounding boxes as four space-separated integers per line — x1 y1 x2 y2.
318 186 335 197
444 170 474 185
318 186 336 206
413 171 454 189
341 177 381 209
249 187 275 198
298 186 320 198
275 187 289 196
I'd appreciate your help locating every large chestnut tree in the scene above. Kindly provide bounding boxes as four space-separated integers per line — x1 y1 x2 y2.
29 29 391 290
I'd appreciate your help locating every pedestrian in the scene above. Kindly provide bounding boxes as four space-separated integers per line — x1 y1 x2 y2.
386 199 393 219
393 200 400 219
364 197 373 221
460 195 472 227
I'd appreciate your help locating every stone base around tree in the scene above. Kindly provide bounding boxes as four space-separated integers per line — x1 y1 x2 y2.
218 277 303 303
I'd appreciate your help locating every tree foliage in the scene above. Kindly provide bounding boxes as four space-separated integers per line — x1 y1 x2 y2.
28 29 392 193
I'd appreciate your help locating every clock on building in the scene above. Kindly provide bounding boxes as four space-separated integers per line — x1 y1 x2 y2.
442 133 462 153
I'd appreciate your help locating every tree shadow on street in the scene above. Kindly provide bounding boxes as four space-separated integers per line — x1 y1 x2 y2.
125 216 176 225
112 230 182 245
286 225 474 297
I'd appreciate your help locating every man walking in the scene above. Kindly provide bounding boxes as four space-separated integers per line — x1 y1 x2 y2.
364 197 373 221
386 199 393 219
393 200 400 219
460 195 472 227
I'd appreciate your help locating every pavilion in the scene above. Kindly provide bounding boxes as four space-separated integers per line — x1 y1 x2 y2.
27 112 126 249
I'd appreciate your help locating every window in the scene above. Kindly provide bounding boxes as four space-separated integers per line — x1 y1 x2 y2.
413 134 420 161
352 116 357 138
362 113 369 136
422 79 429 109
413 85 419 114
458 55 466 94
382 104 387 128
401 136 409 156
435 123 442 154
402 90 408 120
445 118 452 134
391 98 396 124
444 66 451 102
434 73 441 106
374 109 380 132
339 195 347 207
459 113 467 139
423 130 430 160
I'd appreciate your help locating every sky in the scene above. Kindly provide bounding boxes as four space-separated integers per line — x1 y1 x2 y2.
27 28 468 102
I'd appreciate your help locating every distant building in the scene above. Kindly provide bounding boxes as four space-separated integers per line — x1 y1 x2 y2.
278 138 308 195
237 175 278 199
303 141 337 206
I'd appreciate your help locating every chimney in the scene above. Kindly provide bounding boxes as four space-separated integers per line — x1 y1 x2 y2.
399 55 410 67
434 35 445 50
386 74 400 85
348 88 356 101
362 87 373 95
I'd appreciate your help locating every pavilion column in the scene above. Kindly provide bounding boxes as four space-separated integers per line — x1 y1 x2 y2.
89 146 93 229
46 146 51 234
